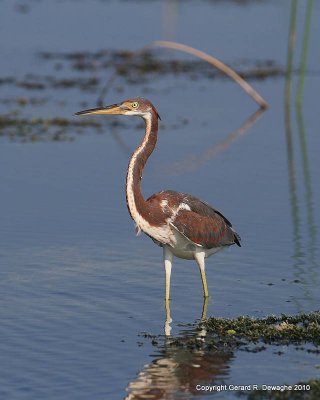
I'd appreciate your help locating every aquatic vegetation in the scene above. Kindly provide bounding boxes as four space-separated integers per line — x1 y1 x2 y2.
38 49 285 82
138 313 320 399
0 114 105 142
204 312 320 346
143 311 320 353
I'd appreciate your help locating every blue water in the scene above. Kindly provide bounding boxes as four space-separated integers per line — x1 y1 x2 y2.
0 1 319 399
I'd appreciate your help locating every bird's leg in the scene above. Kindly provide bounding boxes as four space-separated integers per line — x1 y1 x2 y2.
164 297 172 336
194 251 209 298
163 245 173 300
198 296 208 340
201 296 209 321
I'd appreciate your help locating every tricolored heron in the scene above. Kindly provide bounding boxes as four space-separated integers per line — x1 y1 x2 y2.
75 98 241 299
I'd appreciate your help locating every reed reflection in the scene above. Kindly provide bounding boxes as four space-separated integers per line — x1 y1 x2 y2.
284 0 318 308
159 108 265 177
163 0 178 41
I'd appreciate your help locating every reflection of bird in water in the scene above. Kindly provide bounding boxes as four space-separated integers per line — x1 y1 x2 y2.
125 298 233 399
76 98 241 299
165 296 208 337
125 350 232 400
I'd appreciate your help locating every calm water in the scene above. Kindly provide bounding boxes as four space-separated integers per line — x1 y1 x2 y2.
0 1 319 399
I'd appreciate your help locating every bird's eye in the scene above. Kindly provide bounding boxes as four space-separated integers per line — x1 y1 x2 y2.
131 102 139 109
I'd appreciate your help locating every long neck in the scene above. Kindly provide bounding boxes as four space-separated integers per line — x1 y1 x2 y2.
126 112 158 223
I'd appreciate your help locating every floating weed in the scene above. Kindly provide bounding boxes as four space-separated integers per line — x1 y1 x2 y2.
0 115 105 142
38 49 285 81
142 312 320 354
204 312 320 346
0 114 188 142
0 52 286 94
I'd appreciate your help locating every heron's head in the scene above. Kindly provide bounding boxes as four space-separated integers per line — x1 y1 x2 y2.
75 97 160 120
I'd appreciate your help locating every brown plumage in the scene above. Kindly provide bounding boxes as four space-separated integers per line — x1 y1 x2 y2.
146 190 241 249
76 97 241 300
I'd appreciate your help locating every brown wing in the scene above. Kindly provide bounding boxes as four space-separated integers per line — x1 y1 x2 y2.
171 210 239 249
148 190 241 249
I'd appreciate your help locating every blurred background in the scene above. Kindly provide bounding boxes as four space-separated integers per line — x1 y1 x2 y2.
0 1 319 399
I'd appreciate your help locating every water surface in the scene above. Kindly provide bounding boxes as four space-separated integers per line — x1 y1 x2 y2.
0 1 319 399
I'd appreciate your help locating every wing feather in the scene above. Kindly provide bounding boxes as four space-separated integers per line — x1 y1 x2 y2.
171 209 237 248
146 190 241 248
165 191 240 248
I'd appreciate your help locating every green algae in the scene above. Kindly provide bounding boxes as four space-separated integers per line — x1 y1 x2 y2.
152 312 320 353
204 312 320 346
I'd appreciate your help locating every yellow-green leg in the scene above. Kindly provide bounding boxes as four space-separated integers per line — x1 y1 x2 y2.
194 251 209 298
163 245 173 300
164 297 172 336
201 296 209 321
